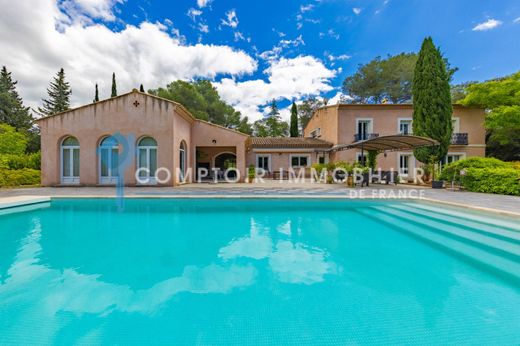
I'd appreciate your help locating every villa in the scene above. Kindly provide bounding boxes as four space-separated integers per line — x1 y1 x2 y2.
36 89 486 186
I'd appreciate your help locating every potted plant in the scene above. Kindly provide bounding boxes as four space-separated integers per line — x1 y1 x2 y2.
346 174 354 187
247 165 255 183
431 162 443 189
421 163 431 183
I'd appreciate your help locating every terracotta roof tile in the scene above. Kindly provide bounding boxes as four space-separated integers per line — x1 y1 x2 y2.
249 137 332 149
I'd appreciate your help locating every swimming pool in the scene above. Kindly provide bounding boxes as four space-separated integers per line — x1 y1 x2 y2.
0 198 519 344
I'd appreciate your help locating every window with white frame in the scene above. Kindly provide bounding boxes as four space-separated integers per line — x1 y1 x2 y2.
443 154 463 165
256 154 271 172
290 155 310 167
310 128 321 138
61 136 80 184
356 119 373 140
399 119 413 135
137 137 158 184
452 118 460 133
99 136 120 184
179 140 187 182
399 154 413 175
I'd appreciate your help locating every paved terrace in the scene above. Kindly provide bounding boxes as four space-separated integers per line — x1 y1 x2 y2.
1 182 519 216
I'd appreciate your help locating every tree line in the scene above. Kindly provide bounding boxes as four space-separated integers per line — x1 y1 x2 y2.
2 41 518 161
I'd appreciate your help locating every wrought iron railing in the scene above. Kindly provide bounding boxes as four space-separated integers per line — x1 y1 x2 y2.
451 133 468 145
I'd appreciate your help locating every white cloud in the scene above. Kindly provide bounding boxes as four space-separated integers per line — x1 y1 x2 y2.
300 4 314 13
0 0 257 109
197 0 211 8
514 17 520 23
352 7 362 15
187 7 202 21
319 29 340 40
216 55 336 121
472 18 502 31
198 22 209 33
327 91 352 105
296 3 319 30
221 9 239 29
234 31 245 42
326 53 351 62
60 0 123 22
259 35 305 61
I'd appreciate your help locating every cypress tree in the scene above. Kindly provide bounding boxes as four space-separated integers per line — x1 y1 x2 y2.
93 83 99 102
111 72 117 97
412 37 453 168
37 68 72 116
139 84 145 92
0 66 33 130
290 101 299 137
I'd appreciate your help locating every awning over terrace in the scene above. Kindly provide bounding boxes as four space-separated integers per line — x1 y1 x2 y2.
330 134 439 152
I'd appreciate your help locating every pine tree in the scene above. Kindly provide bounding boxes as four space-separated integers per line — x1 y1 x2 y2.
412 37 453 169
93 83 99 102
290 101 299 137
37 68 72 116
140 84 145 92
111 72 117 97
253 99 288 137
267 99 279 118
0 66 33 130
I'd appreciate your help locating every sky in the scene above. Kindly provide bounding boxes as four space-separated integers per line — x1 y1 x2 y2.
1 0 519 121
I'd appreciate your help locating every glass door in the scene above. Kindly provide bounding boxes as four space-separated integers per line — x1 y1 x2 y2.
358 121 370 140
99 137 119 184
257 155 270 172
399 154 411 175
137 137 158 184
61 137 80 184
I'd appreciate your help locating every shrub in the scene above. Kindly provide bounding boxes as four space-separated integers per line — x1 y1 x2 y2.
461 167 520 196
311 163 326 173
247 165 255 181
440 157 511 181
0 168 40 187
334 161 353 173
0 123 27 154
0 152 41 170
367 150 378 170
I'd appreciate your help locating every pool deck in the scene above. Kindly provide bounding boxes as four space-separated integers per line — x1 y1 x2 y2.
1 183 519 216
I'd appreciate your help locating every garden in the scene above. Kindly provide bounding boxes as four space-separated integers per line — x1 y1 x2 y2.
440 157 520 196
0 124 40 187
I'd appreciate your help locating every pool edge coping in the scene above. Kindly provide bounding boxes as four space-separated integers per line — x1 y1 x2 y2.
5 194 515 218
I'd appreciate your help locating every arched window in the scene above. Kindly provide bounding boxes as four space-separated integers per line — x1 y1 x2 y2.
179 140 187 181
61 136 79 184
99 136 119 184
137 137 157 184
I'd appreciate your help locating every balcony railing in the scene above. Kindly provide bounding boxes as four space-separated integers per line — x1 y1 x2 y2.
354 133 379 142
451 133 468 145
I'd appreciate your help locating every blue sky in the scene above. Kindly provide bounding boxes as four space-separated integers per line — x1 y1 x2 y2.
1 0 519 120
120 0 520 82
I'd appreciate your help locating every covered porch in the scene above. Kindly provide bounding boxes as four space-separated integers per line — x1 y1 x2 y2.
195 146 238 181
190 120 249 182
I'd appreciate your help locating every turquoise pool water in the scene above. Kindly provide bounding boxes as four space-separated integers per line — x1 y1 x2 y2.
0 198 519 345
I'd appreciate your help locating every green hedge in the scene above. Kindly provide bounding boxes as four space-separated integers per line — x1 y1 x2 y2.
461 167 520 196
0 152 41 170
440 157 511 181
0 168 40 187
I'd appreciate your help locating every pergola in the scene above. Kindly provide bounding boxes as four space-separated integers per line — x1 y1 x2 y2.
325 134 439 166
